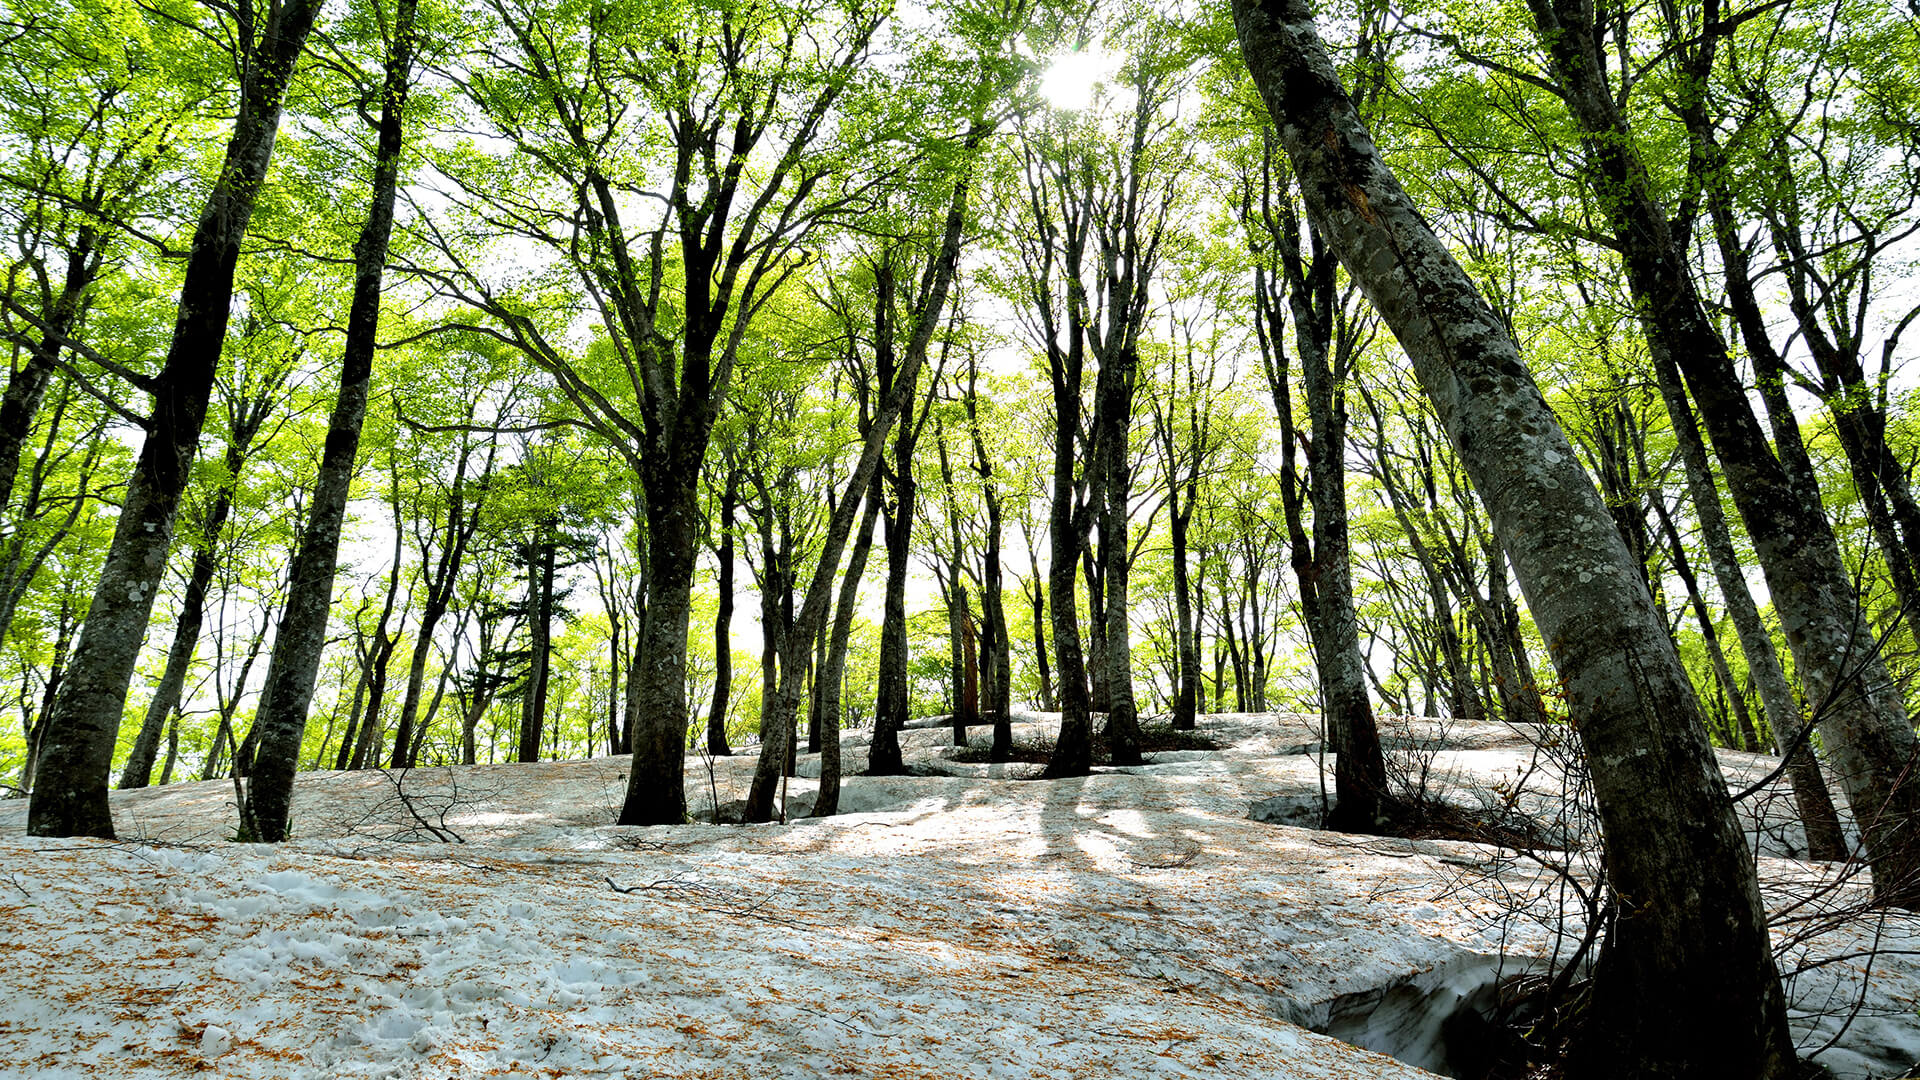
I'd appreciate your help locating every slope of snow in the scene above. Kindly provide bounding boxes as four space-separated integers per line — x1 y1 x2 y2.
0 712 1913 1079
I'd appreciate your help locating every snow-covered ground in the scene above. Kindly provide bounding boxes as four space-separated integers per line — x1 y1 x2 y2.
0 712 1914 1079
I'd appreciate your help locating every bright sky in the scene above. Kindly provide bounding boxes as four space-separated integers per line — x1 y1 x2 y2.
1039 48 1120 111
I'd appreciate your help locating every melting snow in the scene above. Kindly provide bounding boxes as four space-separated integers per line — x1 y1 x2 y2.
0 712 1913 1079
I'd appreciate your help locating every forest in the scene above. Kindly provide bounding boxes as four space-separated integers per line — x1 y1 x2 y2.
1 0 1918 1073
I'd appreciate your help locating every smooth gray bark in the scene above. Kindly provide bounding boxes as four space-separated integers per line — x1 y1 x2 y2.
243 0 416 839
1526 0 1920 908
1232 0 1796 1072
28 0 323 838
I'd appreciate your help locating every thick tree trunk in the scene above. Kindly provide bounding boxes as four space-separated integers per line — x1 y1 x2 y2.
1094 350 1142 765
1526 0 1920 909
240 0 413 841
1043 405 1094 776
29 0 323 838
617 401 712 824
867 318 919 777
1232 1 1797 1074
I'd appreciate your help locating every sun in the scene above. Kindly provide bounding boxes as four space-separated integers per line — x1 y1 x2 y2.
1038 48 1115 111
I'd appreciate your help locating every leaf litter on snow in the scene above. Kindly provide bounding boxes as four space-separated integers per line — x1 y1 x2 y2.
0 711 1913 1079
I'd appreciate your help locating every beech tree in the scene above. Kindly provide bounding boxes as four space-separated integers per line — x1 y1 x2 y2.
1230 0 1796 1072
29 0 325 838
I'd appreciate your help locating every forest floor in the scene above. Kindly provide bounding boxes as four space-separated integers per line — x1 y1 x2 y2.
0 712 1916 1079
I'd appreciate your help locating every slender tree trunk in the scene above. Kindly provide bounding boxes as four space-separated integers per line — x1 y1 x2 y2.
391 446 481 768
0 229 97 516
517 531 556 763
1169 503 1199 731
1653 499 1760 751
969 414 1012 758
239 0 414 842
747 141 980 822
815 486 880 817
1253 184 1392 831
947 581 977 746
334 649 371 772
1232 1 1797 1073
119 465 242 790
708 473 738 756
1657 366 1848 860
808 613 828 754
28 0 324 839
1027 576 1053 712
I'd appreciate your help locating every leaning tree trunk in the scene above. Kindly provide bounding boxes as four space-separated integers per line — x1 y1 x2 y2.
118 452 245 790
243 0 416 840
1526 0 1920 910
814 486 882 817
747 140 981 823
0 228 98 517
29 0 324 839
1231 1 1797 1074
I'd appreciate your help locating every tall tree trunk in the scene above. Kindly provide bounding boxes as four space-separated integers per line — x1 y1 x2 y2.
1527 0 1920 909
708 471 737 756
119 457 243 790
28 0 324 839
747 133 982 822
968 403 1012 758
1095 355 1142 765
240 0 414 842
1168 500 1200 731
516 530 556 763
391 441 483 768
616 406 711 825
349 501 408 772
1652 498 1760 751
1252 170 1392 832
333 646 371 772
815 485 881 817
1027 572 1053 712
1656 346 1848 861
1232 0 1797 1073
867 268 922 778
